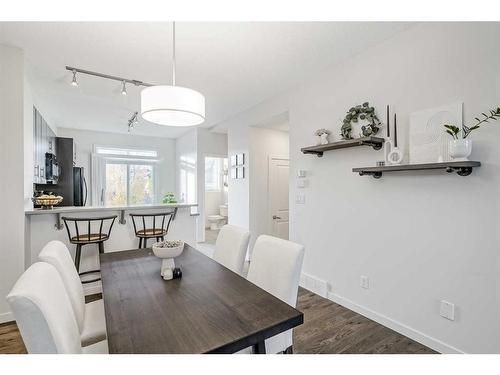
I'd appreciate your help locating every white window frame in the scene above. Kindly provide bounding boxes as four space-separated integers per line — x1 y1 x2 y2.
204 156 223 193
92 145 161 206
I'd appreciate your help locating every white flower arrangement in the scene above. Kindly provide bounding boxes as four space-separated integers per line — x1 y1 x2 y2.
314 128 331 136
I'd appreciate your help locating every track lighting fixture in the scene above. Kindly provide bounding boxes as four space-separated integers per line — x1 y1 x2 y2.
128 112 139 133
65 66 151 93
71 69 78 87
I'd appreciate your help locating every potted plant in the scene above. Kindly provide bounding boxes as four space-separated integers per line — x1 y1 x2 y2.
444 107 500 161
315 128 331 145
162 192 177 204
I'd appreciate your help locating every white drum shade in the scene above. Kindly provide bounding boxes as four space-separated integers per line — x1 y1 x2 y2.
141 85 205 127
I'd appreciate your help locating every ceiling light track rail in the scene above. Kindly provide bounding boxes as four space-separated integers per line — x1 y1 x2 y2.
65 66 153 87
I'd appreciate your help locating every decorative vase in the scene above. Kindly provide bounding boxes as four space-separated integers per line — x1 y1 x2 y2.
320 133 329 145
152 241 184 280
449 139 472 161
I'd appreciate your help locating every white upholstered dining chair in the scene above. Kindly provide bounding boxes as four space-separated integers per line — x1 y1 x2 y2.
38 240 106 346
213 225 250 275
6 262 108 354
246 235 305 354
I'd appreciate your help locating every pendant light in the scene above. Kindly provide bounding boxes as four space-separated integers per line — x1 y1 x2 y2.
140 22 205 127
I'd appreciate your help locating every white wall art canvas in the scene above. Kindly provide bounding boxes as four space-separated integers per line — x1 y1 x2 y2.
409 102 463 164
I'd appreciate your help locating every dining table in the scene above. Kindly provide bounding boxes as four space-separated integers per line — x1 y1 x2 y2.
99 243 303 353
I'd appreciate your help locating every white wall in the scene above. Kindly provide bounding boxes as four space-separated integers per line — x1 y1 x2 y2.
0 45 26 322
227 125 250 231
249 127 289 250
57 127 176 205
219 23 500 353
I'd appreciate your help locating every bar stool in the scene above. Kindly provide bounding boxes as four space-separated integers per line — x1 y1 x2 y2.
130 212 174 248
62 215 117 283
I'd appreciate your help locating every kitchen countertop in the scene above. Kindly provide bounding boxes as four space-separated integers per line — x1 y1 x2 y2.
25 203 198 215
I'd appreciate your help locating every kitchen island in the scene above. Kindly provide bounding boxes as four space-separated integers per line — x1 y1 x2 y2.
25 203 199 294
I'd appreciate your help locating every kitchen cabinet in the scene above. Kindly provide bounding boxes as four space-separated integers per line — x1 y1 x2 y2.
33 107 56 184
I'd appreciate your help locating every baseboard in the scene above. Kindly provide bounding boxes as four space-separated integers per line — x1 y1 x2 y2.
0 311 14 324
326 291 465 354
299 273 328 298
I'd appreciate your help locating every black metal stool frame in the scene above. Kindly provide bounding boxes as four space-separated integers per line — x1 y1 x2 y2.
62 215 117 284
130 212 174 249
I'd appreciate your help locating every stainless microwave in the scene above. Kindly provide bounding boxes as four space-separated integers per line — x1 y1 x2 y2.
45 152 59 184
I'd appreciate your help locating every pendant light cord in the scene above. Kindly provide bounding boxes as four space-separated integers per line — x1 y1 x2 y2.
172 21 176 86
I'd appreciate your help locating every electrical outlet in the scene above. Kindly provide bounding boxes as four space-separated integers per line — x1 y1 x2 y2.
440 300 455 321
360 275 369 289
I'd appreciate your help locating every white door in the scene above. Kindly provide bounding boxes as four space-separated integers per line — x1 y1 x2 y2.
268 157 289 240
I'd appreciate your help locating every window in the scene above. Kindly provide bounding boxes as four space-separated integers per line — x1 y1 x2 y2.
95 146 158 207
104 162 155 206
205 157 222 192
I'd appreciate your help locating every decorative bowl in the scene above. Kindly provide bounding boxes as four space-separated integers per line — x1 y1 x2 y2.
32 194 63 209
152 240 184 280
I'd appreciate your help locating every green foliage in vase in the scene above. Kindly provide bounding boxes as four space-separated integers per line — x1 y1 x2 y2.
340 102 381 140
444 107 500 140
162 192 177 204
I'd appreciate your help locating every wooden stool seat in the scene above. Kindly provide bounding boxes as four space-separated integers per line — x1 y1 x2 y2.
130 212 174 249
71 233 109 243
62 216 117 284
136 228 167 237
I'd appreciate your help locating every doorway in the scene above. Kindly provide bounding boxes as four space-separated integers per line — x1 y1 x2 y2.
202 155 228 247
268 156 289 240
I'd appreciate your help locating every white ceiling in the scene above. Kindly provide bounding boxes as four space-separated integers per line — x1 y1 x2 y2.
0 22 414 138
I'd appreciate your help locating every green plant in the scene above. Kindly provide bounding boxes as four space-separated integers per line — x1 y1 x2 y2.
444 107 500 140
341 102 381 139
162 192 177 204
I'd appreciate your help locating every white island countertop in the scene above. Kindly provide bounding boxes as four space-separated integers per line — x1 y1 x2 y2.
25 203 198 215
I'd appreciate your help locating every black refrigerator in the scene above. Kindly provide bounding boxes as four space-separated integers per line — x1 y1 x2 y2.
73 167 87 206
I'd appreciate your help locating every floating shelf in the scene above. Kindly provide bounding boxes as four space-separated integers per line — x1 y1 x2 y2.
301 136 385 157
353 161 481 179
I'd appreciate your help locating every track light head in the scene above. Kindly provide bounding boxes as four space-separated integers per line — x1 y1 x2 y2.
71 69 78 87
121 80 127 96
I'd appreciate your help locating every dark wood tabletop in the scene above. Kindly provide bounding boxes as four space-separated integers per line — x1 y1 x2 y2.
99 244 303 354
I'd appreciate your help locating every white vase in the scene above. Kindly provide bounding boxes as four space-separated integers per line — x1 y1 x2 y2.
320 133 330 145
449 139 472 161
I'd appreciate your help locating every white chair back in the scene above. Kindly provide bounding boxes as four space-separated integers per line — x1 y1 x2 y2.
7 262 83 353
246 235 305 353
38 240 85 332
213 225 250 275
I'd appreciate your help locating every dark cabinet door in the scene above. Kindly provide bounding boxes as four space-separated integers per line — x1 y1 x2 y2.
33 107 57 184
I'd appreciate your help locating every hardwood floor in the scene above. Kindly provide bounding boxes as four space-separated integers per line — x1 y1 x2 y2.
0 290 436 354
0 321 26 354
294 288 436 354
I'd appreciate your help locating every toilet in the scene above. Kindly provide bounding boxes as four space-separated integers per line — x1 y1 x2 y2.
207 204 228 230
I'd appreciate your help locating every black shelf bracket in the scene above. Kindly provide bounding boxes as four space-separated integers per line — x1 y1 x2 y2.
302 150 324 157
446 166 473 176
358 171 383 179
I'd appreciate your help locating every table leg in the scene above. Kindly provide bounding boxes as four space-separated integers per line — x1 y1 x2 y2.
253 340 266 354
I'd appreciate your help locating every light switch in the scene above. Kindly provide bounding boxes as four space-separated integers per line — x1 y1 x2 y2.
296 194 305 204
297 179 306 188
440 300 455 321
297 170 306 178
